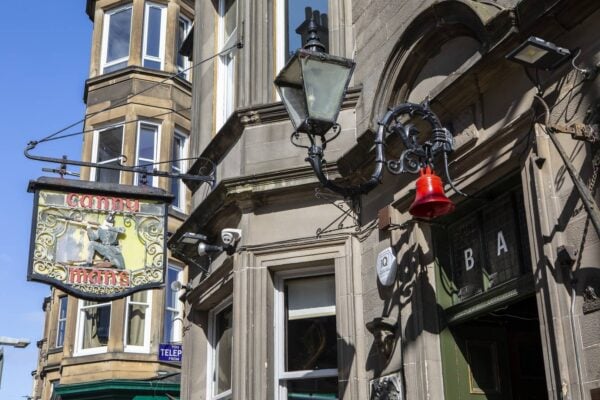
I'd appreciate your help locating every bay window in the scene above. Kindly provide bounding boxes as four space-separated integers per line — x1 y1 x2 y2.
142 2 167 70
275 272 338 399
101 4 133 74
74 300 111 356
124 290 152 353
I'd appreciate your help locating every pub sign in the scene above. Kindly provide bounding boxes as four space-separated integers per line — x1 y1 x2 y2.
27 177 173 300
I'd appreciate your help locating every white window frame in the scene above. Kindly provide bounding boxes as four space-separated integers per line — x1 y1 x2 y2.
206 296 233 400
74 300 112 356
135 121 161 187
123 290 153 353
216 0 238 131
142 2 168 70
176 14 192 80
170 130 188 212
164 264 184 343
55 296 68 348
91 123 124 183
274 266 338 400
100 4 133 73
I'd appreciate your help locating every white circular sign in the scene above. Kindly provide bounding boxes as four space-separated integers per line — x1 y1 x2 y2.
376 247 397 286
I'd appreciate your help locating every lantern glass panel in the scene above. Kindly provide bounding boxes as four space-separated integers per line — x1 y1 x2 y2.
301 56 351 123
276 56 309 130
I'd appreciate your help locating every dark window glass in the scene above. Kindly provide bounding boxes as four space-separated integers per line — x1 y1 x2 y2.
287 377 338 399
177 18 190 74
95 126 123 184
81 301 111 349
56 297 68 348
137 124 157 186
97 127 122 162
106 8 132 64
145 6 162 57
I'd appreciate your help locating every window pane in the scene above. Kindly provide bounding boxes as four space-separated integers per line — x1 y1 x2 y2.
166 267 180 308
107 8 132 63
170 136 184 209
56 297 68 348
215 305 233 394
222 0 237 40
145 6 162 58
81 303 110 349
138 125 156 160
59 297 68 319
177 18 189 71
96 160 121 183
127 303 147 346
287 315 337 371
164 310 175 342
287 377 338 399
285 0 328 62
104 60 128 73
287 276 335 319
97 126 123 162
285 276 337 372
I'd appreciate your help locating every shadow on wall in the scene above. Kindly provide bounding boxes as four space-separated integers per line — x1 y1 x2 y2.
365 222 444 379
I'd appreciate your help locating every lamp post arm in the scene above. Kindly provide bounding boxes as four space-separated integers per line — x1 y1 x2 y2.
305 123 385 198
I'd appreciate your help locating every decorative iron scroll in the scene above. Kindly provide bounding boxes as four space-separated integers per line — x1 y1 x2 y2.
28 178 171 300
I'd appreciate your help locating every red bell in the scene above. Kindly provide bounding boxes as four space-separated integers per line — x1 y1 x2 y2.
409 166 455 219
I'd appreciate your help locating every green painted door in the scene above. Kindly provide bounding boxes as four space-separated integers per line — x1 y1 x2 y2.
441 324 512 400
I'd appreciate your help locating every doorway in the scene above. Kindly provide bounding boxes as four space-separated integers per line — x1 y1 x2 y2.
441 296 547 400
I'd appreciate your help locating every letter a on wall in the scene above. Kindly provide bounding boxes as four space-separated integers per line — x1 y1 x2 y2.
27 177 173 301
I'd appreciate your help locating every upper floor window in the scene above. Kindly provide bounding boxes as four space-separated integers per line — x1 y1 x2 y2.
170 131 188 211
216 0 238 130
176 15 192 80
275 272 338 399
92 125 123 184
55 296 68 348
74 300 111 356
275 1 328 74
124 290 152 353
135 122 160 187
101 5 133 74
208 299 233 400
164 265 184 343
143 2 167 70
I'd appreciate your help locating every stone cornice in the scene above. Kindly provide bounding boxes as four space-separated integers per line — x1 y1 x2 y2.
184 87 361 192
84 66 192 104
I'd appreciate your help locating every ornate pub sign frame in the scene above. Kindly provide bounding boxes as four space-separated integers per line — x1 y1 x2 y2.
27 177 173 301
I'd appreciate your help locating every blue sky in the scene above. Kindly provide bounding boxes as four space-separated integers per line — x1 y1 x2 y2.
0 3 91 398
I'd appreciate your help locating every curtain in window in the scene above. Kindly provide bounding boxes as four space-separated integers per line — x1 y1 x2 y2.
127 291 147 346
82 302 110 349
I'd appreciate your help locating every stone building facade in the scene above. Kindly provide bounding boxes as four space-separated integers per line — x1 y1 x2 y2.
170 0 600 399
31 1 194 399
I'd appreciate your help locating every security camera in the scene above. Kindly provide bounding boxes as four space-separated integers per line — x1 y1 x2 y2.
221 228 242 246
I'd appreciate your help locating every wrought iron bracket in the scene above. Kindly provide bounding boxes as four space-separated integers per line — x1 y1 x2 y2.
302 101 460 199
314 188 361 237
25 141 216 187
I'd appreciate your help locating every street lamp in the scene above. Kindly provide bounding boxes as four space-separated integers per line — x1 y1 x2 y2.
0 336 30 348
274 17 457 218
